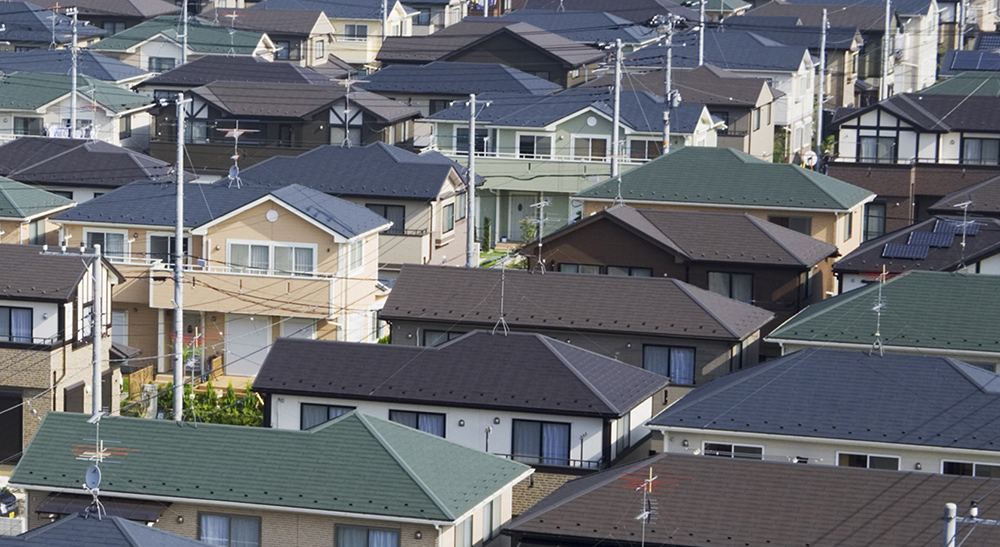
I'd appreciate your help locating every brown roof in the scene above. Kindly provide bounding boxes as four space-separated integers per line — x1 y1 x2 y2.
0 244 102 302
583 63 774 107
508 452 1000 547
201 9 328 35
930 174 1000 216
65 0 179 18
381 264 774 341
746 1 887 30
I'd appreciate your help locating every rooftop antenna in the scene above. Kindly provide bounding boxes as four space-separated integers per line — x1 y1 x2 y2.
79 413 111 520
557 0 564 11
870 265 887 356
613 173 624 206
954 200 973 262
530 199 549 273
47 3 60 50
225 11 239 56
492 261 510 336
635 468 658 547
339 72 363 147
220 120 257 188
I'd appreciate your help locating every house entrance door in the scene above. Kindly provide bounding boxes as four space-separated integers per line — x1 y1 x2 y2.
507 194 537 242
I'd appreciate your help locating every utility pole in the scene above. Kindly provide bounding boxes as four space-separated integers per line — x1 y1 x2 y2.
611 38 622 177
173 93 191 422
698 0 705 66
943 502 1000 547
68 7 78 138
381 0 388 41
465 93 490 268
816 8 827 152
881 0 892 101
180 0 188 65
959 0 967 49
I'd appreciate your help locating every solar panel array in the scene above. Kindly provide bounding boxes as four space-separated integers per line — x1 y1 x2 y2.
950 51 1000 71
883 243 930 259
908 231 955 247
934 220 981 236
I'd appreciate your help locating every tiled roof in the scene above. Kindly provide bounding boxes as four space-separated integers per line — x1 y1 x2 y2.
929 175 1000 215
626 28 809 72
833 93 1000 132
359 62 561 96
11 412 530 522
0 138 177 189
254 331 670 417
581 63 773 107
139 55 335 87
745 0 890 30
510 0 698 24
780 0 933 17
0 512 208 547
201 8 329 35
0 72 152 114
249 0 387 20
767 271 1000 355
0 50 148 82
0 2 105 44
649 347 1000 450
576 146 874 211
722 17 861 50
0 177 74 220
463 10 659 45
0 244 95 302
920 69 1000 94
381 264 774 341
90 15 266 55
59 0 180 18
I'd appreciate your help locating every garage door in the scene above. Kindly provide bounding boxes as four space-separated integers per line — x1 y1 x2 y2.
225 314 272 377
0 391 22 463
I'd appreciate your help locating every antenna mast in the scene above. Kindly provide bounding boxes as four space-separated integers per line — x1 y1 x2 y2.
530 199 549 273
492 263 510 336
870 265 887 356
635 467 658 547
68 7 78 138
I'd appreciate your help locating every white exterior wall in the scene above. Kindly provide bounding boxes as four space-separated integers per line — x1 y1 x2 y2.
138 40 185 72
0 299 60 341
897 7 939 93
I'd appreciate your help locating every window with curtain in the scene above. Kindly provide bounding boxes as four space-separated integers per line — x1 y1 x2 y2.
229 243 314 275
367 204 406 235
337 526 400 547
86 232 126 258
443 204 455 233
455 517 473 547
943 461 1000 478
708 272 753 304
111 310 127 346
858 136 896 163
0 306 32 343
863 202 886 241
607 266 652 277
843 211 854 241
149 235 189 265
572 136 608 160
558 263 601 274
28 219 45 246
963 138 1000 165
389 410 446 437
343 24 368 41
483 499 502 541
628 140 662 160
199 513 260 547
512 420 570 466
614 413 630 457
642 345 695 385
300 403 354 430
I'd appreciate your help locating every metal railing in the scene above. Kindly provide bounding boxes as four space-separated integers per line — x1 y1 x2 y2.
500 453 604 469
0 334 63 347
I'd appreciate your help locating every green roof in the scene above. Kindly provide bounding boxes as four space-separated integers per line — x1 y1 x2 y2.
90 16 267 55
0 176 73 219
576 147 874 211
706 0 751 11
0 72 152 114
11 412 530 522
920 72 1000 96
767 270 1000 354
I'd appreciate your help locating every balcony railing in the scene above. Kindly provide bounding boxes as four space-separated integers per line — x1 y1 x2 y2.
0 334 63 347
500 453 604 469
423 139 649 165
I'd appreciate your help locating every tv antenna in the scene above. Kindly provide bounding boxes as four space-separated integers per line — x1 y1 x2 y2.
492 261 510 336
529 199 549 273
635 467 658 547
953 200 973 269
47 3 60 49
224 11 240 56
79 413 113 519
220 120 257 188
870 265 887 356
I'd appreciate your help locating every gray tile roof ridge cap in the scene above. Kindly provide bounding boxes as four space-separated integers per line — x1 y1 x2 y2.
114 514 146 547
768 278 880 336
10 139 88 175
620 207 691 259
668 278 741 338
743 213 813 266
353 412 457 520
894 94 950 131
791 164 866 209
0 180 26 217
537 335 620 415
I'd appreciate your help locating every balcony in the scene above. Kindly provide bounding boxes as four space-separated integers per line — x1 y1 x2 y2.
423 137 648 165
499 453 603 472
0 334 63 350
379 229 432 268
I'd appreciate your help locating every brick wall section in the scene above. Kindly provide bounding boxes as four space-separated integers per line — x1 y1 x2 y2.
511 473 574 516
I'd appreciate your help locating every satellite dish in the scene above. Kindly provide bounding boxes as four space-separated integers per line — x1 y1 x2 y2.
85 465 101 490
228 164 239 180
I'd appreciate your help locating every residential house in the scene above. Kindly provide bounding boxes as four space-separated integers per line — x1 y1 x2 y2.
507 0 699 25
938 0 997 50
649 348 1000 476
147 81 421 174
200 9 336 68
702 0 751 20
0 512 209 546
0 138 176 204
0 72 153 148
239 142 468 274
0 2 105 52
462 10 661 51
626 28 815 159
0 244 121 463
583 64 776 160
929 174 1000 218
0 178 74 246
0 50 150 88
378 22 606 88
253 331 670 509
519 205 837 343
575 146 876 264
88 15 277 73
834 215 1000 291
381 264 774 401
403 0 466 35
10 411 532 547
54 0 181 35
51 180 391 377
427 87 722 242
505 452 1000 547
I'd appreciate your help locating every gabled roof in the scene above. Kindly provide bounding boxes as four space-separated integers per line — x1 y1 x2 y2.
626 28 810 72
0 50 148 83
0 244 101 302
201 8 330 35
0 2 105 44
52 180 390 239
509 0 698 24
780 0 933 17
0 72 152 114
61 0 180 18
930 174 1000 215
381 264 774 341
10 412 531 522
358 61 561 96
240 142 463 200
834 215 1000 275
722 17 862 51
462 10 659 45
0 138 177 189
832 93 1000 133
506 452 1000 547
0 176 74 220
921 70 1000 95
576 146 874 211
581 63 774 108
649 347 1000 451
0 512 208 547
90 15 267 55
254 331 670 417
745 0 890 30
249 0 391 20
138 55 335 88
767 271 1000 355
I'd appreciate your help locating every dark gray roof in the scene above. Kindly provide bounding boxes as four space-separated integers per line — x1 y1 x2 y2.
511 0 698 24
0 2 105 44
722 17 861 51
240 142 463 200
0 138 177 189
745 0 890 30
0 513 208 547
832 93 1000 132
780 0 933 17
381 264 774 341
463 9 659 45
139 55 335 88
359 62 561 96
581 63 772 107
254 331 670 418
59 0 180 18
249 0 384 20
649 347 1000 452
929 175 1000 216
833 215 1000 275
0 244 97 302
201 8 328 35
52 180 390 238
0 50 147 82
626 28 809 72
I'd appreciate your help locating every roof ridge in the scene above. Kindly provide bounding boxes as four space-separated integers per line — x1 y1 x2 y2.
769 278 880 335
537 336 619 414
8 140 87 176
354 412 457 520
669 278 740 337
743 214 809 266
790 164 856 209
114 516 144 547
896 94 950 131
0 179 26 217
630 209 692 259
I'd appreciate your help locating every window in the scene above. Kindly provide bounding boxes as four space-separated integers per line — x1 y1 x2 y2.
768 215 812 235
614 413 630 456
274 40 291 60
629 139 662 160
337 526 399 547
573 136 608 160
153 90 179 102
443 203 455 233
148 56 176 73
558 263 601 274
422 330 464 347
838 453 899 470
349 239 364 271
457 194 467 219
51 191 73 200
455 517 472 547
708 272 753 304
943 461 1000 478
111 310 127 346
199 513 260 547
119 114 132 140
963 138 1000 165
367 204 406 235
753 108 761 131
518 134 552 158
704 442 763 460
608 266 652 277
643 345 695 384
429 100 451 115
86 231 126 258
483 498 502 541
343 24 368 41
863 202 886 241
229 243 315 275
843 211 854 241
389 410 446 437
102 21 125 34
0 306 32 344
28 219 45 246
416 8 431 25
456 127 489 154
13 117 43 136
300 403 354 430
512 419 570 466
858 136 896 163
314 39 325 59
149 235 189 265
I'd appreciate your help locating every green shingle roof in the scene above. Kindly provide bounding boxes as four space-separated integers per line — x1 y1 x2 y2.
90 15 267 55
0 72 152 114
0 176 73 219
11 412 530 522
576 147 874 211
920 72 1000 96
767 270 1000 354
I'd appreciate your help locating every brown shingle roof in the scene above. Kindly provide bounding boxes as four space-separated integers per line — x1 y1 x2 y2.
201 8 328 35
582 63 773 107
0 244 96 302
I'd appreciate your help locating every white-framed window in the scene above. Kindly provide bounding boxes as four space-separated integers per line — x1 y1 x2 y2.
442 203 455 233
85 229 127 258
963 138 1000 165
148 234 190 265
843 211 854 241
642 345 695 384
455 516 473 547
942 460 1000 478
148 56 176 73
300 403 353 430
336 526 400 547
708 272 753 304
0 306 32 343
199 513 260 547
457 194 467 220
343 24 368 41
512 419 571 466
628 139 662 160
517 133 553 158
483 497 502 541
572 135 609 160
704 442 763 460
228 241 316 276
349 238 364 271
366 204 406 235
314 39 325 59
13 117 43 136
837 452 900 470
864 202 886 241
389 410 446 437
111 310 128 346
858 136 897 163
